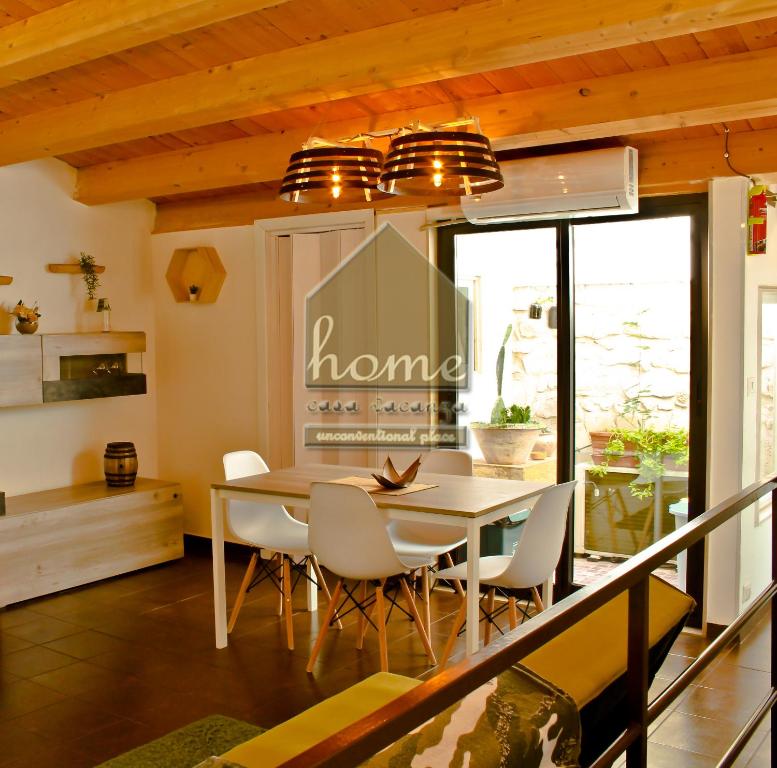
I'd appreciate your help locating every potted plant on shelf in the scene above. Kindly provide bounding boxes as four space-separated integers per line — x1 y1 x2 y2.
188 284 200 302
79 252 100 304
470 323 543 465
10 300 41 334
588 391 689 499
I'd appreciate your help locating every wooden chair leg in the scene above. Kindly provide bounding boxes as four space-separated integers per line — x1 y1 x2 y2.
306 579 343 673
356 581 368 649
531 586 545 613
483 587 496 646
375 584 389 673
508 596 518 630
400 577 437 666
440 597 467 669
282 556 294 650
227 551 258 634
311 556 342 630
421 566 432 638
443 552 466 597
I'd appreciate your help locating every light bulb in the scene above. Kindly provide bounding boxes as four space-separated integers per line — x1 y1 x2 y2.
332 185 341 199
433 173 443 187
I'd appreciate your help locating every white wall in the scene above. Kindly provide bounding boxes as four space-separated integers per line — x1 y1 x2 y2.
0 159 157 495
151 226 257 538
150 211 429 538
706 177 748 625
740 179 776 612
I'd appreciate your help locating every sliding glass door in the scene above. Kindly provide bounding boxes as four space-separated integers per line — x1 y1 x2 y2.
572 216 693 587
438 196 707 610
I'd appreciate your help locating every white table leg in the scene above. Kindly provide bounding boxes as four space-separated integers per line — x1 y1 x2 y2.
211 489 228 649
465 520 481 656
306 557 318 612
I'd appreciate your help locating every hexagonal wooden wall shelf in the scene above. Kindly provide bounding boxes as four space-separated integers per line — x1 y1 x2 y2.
166 246 226 304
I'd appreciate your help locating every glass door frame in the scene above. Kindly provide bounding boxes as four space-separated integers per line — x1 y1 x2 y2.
437 194 708 624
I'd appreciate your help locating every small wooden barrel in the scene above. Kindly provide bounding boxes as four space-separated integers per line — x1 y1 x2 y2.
104 442 138 487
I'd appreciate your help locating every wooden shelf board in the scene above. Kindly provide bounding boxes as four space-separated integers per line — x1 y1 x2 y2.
47 263 106 274
0 275 12 285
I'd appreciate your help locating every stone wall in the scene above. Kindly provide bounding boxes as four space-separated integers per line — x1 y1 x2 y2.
506 281 691 444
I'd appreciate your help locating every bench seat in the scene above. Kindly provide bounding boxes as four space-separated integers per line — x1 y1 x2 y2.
217 576 694 768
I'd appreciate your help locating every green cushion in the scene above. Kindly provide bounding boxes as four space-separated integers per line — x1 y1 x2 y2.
222 672 420 768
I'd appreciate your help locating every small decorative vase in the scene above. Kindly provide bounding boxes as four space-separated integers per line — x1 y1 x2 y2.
188 291 199 302
104 442 138 487
15 319 38 334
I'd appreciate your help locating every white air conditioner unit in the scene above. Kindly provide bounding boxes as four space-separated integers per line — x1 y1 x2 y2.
461 146 638 224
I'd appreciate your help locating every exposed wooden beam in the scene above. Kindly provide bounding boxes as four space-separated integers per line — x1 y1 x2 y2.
76 46 777 205
637 127 777 189
152 127 777 232
3 0 777 166
0 1 291 88
153 191 459 233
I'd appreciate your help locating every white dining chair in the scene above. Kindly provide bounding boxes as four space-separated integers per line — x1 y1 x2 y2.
223 450 338 650
306 482 437 673
436 480 577 667
386 450 471 632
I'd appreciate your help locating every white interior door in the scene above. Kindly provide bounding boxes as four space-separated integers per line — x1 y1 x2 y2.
291 227 375 467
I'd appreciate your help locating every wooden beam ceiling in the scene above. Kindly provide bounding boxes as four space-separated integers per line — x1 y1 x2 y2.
153 191 460 233
75 47 777 205
0 0 292 88
2 0 776 166
153 126 777 232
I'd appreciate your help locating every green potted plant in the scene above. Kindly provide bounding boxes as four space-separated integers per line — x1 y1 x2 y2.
470 324 543 465
79 252 101 302
588 391 689 498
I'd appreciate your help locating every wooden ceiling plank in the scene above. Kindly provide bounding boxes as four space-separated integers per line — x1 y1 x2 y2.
75 45 777 205
0 0 294 87
153 190 460 233
5 0 777 165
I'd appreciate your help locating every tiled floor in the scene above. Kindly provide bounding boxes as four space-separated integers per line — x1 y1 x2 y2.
0 542 771 767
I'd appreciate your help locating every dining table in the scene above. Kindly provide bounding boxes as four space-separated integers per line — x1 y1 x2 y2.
210 464 551 656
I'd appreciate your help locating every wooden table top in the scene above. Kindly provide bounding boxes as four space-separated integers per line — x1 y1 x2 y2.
212 464 551 518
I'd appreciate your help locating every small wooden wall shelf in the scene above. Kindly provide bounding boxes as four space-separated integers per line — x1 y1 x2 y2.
166 246 226 303
0 276 12 285
48 263 106 274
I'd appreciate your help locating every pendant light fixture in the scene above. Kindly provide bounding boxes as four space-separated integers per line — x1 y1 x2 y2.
377 123 503 197
279 141 388 204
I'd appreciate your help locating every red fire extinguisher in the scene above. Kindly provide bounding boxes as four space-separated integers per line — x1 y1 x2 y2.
748 185 768 256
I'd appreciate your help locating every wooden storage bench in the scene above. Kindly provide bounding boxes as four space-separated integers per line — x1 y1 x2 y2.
0 478 183 607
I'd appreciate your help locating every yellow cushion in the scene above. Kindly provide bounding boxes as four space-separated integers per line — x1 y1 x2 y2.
522 575 694 707
222 672 420 768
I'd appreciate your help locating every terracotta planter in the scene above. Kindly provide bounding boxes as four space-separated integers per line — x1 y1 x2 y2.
471 424 542 465
589 430 639 469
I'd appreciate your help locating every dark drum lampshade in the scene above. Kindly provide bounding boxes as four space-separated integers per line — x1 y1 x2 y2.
378 130 503 197
279 146 389 204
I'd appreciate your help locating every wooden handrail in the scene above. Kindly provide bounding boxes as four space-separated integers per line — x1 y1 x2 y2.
277 476 777 768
